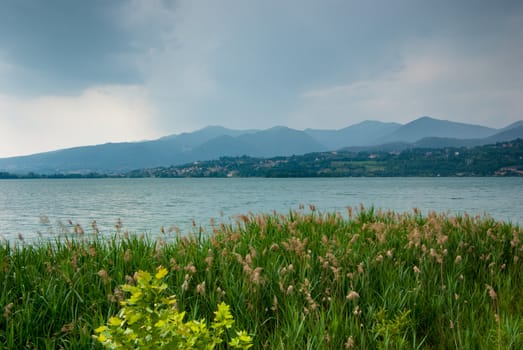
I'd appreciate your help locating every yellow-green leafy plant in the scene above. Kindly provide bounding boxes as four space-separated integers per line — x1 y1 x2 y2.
94 267 252 349
372 308 413 350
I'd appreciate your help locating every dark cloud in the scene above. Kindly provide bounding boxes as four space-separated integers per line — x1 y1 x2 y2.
0 0 141 95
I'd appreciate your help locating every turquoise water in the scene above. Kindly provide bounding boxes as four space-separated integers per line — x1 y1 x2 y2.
0 177 521 241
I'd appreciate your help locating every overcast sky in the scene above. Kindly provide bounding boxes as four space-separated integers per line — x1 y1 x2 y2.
1 0 522 157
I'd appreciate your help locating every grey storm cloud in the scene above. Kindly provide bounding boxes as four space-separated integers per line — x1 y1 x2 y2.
0 0 522 157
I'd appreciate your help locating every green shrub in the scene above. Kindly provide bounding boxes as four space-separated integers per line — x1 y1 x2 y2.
372 308 414 349
94 267 252 349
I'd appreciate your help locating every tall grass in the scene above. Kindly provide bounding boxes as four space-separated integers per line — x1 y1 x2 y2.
1 207 522 349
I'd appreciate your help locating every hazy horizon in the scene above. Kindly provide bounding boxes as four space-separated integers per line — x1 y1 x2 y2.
1 115 518 159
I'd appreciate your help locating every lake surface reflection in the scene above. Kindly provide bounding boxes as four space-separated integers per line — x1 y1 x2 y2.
0 177 521 242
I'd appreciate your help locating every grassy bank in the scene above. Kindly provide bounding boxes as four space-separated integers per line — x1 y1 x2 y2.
1 207 522 349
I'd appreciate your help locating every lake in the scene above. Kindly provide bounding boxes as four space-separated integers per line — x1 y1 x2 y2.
0 177 521 242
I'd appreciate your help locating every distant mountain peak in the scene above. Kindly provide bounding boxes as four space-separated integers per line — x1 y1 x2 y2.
501 120 523 131
268 125 292 131
382 116 498 143
199 125 233 132
418 115 435 120
405 116 447 125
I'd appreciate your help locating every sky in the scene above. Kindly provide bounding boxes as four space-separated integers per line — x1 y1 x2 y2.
0 0 522 158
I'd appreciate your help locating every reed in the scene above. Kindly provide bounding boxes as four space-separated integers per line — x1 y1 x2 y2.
1 207 522 349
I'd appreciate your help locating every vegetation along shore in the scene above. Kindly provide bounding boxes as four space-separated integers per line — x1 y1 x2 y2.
1 207 522 348
1 139 522 179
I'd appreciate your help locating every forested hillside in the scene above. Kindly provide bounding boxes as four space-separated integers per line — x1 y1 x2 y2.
127 139 523 178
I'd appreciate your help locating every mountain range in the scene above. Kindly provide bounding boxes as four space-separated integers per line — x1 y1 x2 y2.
1 116 522 174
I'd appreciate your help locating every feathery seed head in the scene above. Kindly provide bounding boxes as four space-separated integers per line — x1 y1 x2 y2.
196 281 206 295
346 290 360 301
344 336 355 349
485 284 497 300
3 303 13 319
